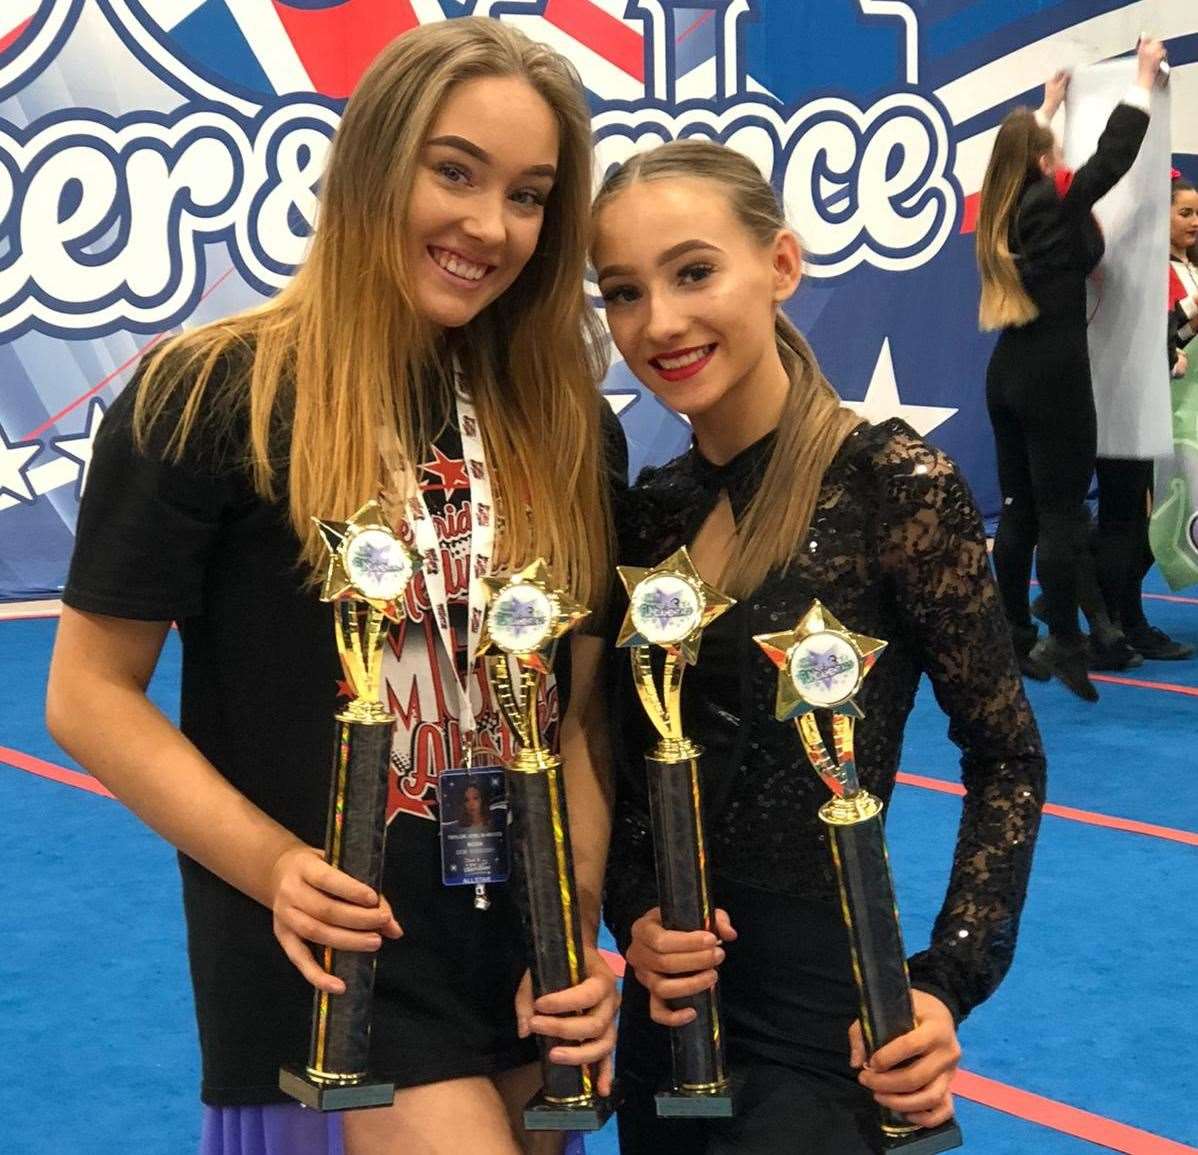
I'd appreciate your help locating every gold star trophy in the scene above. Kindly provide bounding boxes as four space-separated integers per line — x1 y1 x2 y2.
755 602 962 1153
279 500 419 1112
617 547 739 1117
479 559 612 1131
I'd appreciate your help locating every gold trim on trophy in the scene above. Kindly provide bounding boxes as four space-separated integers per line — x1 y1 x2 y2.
617 546 736 761
314 499 419 725
305 499 419 1084
755 603 923 1140
480 559 595 1107
754 600 885 805
618 548 736 1100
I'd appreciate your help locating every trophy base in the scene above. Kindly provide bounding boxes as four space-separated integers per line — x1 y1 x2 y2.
278 1065 395 1112
654 1070 744 1118
883 1119 964 1153
522 1088 616 1132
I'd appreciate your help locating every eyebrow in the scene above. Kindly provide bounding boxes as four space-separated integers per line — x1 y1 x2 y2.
596 239 722 281
425 135 557 179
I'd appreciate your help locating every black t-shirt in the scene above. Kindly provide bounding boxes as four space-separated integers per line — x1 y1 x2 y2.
63 350 627 1103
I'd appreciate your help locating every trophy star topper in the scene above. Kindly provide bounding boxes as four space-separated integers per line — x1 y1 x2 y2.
617 546 736 666
313 498 419 620
478 558 590 673
754 600 886 723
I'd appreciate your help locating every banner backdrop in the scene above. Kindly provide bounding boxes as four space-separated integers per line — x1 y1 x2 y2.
0 0 1196 599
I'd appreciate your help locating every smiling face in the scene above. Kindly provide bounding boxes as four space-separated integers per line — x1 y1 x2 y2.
463 785 484 824
1172 188 1198 256
405 75 559 329
593 177 800 426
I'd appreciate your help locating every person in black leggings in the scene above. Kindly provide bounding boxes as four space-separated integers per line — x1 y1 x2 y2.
975 41 1164 700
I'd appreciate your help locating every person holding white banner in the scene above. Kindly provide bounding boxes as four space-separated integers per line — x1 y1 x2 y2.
976 38 1166 701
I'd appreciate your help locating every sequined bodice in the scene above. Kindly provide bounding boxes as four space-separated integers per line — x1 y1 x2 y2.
604 419 1046 1021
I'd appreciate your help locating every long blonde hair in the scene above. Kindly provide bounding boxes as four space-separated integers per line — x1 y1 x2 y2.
133 18 612 606
592 140 862 598
976 108 1055 331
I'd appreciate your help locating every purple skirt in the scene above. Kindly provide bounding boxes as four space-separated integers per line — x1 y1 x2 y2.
200 1106 588 1154
200 1106 343 1155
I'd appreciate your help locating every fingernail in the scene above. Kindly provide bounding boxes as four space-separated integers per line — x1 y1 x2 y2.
369 935 382 949
714 948 726 964
703 933 718 946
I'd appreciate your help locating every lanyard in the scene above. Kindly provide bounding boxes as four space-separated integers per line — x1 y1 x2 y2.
385 386 495 748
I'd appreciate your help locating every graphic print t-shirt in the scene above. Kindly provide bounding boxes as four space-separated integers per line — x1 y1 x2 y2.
381 416 558 833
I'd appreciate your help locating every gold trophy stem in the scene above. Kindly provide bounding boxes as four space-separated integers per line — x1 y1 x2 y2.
632 646 700 762
335 601 395 725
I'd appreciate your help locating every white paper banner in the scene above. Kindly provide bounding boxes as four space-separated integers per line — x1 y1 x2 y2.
1064 58 1172 458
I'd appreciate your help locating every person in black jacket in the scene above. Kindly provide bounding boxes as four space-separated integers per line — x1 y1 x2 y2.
975 38 1166 700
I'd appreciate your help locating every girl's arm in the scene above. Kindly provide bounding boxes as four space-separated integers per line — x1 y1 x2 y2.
49 368 396 994
875 431 1047 1024
1060 39 1164 215
47 610 399 993
48 609 309 904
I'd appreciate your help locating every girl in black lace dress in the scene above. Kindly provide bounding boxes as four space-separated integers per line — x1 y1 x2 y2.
591 140 1047 1153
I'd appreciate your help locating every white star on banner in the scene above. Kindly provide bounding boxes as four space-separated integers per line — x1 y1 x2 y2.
843 339 958 437
52 398 107 499
0 422 41 503
604 391 639 416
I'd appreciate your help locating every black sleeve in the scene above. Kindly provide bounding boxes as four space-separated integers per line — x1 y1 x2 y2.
603 779 659 954
873 431 1047 1022
62 359 242 622
1173 301 1197 352
1061 102 1150 215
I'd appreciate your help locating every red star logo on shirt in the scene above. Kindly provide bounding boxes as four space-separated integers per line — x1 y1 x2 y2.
420 445 470 498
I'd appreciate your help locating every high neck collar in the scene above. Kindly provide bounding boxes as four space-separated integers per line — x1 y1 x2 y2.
689 427 777 516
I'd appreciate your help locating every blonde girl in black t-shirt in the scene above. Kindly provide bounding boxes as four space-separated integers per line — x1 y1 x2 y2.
47 19 619 1155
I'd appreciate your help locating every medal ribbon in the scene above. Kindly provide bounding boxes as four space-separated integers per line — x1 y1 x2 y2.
383 383 495 749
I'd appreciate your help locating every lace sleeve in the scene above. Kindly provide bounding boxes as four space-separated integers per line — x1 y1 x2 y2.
874 430 1047 1022
602 733 660 954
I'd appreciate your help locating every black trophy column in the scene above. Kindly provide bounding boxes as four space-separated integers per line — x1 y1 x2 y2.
510 760 609 1128
279 714 396 1110
829 812 963 1153
646 750 731 1110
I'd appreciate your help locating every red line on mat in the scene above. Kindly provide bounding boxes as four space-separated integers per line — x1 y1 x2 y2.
896 772 1198 846
593 951 1196 1152
1142 590 1198 605
1090 672 1198 699
23 266 237 440
0 746 114 798
9 761 1194 1149
951 1070 1198 1154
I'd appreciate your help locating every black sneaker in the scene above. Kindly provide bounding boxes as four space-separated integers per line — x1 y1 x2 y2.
1030 636 1099 701
1088 634 1144 671
1010 623 1051 681
1124 624 1195 661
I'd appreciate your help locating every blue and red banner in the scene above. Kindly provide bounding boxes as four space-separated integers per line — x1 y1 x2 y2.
1 1 1196 599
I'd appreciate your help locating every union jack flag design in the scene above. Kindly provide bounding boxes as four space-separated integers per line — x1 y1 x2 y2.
112 0 653 104
0 1 46 57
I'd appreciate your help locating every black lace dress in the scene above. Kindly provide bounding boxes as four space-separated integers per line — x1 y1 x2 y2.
604 419 1046 1154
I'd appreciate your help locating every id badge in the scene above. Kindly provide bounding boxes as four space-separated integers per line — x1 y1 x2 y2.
438 767 511 887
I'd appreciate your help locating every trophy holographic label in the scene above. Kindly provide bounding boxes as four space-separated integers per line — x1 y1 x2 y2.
279 499 419 1112
479 559 612 1132
755 601 963 1154
617 547 739 1117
